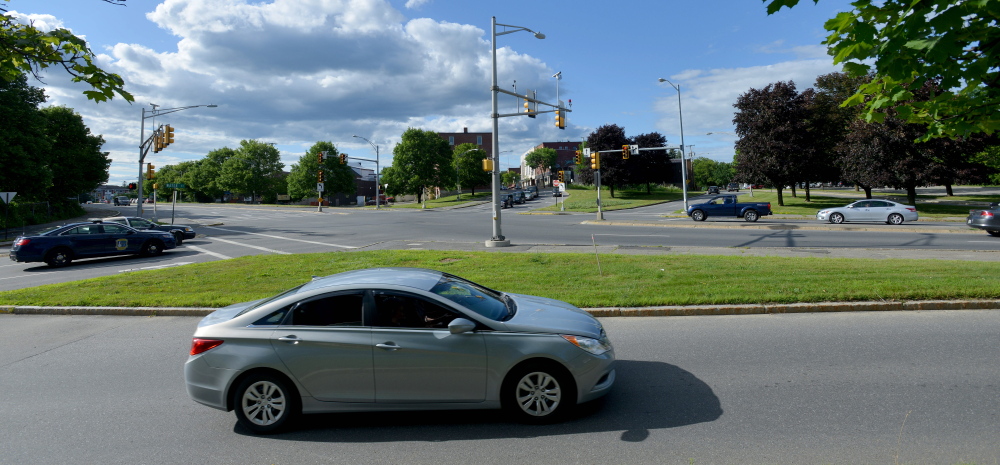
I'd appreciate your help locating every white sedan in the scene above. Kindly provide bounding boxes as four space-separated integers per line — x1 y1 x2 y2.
816 199 919 225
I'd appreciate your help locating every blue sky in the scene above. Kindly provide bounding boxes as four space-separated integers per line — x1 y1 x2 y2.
12 0 852 185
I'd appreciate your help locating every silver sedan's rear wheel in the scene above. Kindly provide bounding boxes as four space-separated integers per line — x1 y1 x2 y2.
887 213 904 225
234 374 299 434
503 363 575 423
830 213 845 224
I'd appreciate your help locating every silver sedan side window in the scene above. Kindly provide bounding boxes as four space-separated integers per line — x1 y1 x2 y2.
287 293 364 326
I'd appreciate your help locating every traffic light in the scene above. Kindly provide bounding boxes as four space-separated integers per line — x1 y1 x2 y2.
482 158 493 172
318 170 325 182
153 183 159 190
574 150 583 165
163 125 175 147
523 90 536 118
147 164 155 179
557 171 565 183
622 144 630 159
318 151 325 164
591 153 600 170
339 153 347 164
128 182 137 190
153 133 163 153
554 108 566 129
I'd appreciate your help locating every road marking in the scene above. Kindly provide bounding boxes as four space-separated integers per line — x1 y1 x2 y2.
209 237 292 255
118 262 195 273
0 274 32 281
205 226 357 249
591 234 672 238
183 245 232 260
967 241 1000 244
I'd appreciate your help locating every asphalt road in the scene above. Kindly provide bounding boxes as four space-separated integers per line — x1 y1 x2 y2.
1 310 997 464
2 198 999 292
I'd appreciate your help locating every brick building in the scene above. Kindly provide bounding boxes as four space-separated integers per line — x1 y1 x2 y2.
438 128 492 157
520 141 580 187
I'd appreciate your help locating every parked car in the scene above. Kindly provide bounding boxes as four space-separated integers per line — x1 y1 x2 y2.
524 186 538 200
499 192 514 208
512 190 526 204
686 195 772 222
816 199 918 225
966 202 1000 236
707 186 720 194
8 221 176 267
727 183 740 192
114 196 130 206
184 267 615 434
101 216 196 245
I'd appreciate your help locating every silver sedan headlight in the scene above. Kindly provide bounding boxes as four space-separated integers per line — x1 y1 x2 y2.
561 334 613 355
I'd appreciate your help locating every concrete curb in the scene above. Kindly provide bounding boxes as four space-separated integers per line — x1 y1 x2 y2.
3 299 998 318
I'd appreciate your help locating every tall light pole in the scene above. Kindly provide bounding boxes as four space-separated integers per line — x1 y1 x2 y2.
490 16 544 247
658 78 687 210
138 103 216 217
352 135 381 210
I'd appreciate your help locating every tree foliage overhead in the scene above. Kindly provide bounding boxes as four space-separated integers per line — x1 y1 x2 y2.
764 0 1000 140
452 143 490 195
40 105 109 199
0 72 51 200
1 0 133 103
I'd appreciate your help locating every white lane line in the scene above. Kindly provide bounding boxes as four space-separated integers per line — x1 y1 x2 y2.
205 226 357 249
0 274 32 281
209 237 291 255
183 245 232 260
118 262 195 273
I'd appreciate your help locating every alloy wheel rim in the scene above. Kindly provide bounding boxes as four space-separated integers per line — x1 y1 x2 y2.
515 372 561 417
242 381 286 426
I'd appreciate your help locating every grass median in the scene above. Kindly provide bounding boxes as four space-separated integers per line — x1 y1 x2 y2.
2 250 999 308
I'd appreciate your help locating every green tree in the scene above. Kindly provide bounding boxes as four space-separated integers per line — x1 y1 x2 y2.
524 147 557 187
691 157 735 190
39 105 109 199
1 1 133 103
287 142 355 201
453 143 489 195
764 0 999 140
219 140 284 203
382 128 456 204
186 148 235 202
631 132 672 194
0 73 51 201
501 170 521 187
583 124 631 197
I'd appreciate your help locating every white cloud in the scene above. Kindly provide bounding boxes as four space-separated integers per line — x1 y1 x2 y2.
8 11 65 31
404 0 431 9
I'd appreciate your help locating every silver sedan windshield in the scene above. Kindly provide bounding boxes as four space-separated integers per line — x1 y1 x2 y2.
429 274 510 321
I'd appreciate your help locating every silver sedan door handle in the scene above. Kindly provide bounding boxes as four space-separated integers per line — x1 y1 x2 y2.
278 335 300 344
376 342 401 351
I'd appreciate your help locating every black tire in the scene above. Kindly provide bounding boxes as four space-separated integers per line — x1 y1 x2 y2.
44 247 73 267
987 230 1000 237
830 213 845 224
172 231 183 245
887 213 904 225
690 210 706 222
233 373 299 435
744 210 760 222
140 240 165 257
502 362 576 424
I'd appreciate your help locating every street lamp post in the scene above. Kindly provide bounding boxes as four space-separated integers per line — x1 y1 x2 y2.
658 78 687 210
490 16 544 248
352 135 380 210
138 103 216 217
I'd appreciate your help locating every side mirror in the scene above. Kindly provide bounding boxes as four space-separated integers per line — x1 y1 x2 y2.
448 318 477 334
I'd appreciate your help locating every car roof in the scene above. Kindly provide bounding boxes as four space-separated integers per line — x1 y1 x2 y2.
299 267 445 294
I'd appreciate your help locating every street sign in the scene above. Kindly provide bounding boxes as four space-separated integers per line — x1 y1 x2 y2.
552 180 561 187
165 183 186 189
0 192 15 204
317 182 325 192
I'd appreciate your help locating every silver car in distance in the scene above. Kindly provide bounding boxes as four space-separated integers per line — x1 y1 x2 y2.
185 267 616 434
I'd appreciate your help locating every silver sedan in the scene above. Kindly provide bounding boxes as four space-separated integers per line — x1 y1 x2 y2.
185 268 616 434
816 199 919 225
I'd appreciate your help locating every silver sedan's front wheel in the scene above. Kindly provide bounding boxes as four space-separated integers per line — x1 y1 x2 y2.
234 374 298 434
503 363 575 423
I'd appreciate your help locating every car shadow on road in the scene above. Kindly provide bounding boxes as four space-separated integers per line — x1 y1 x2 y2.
245 360 722 442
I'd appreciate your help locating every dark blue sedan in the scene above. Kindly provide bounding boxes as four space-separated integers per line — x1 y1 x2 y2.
9 221 176 267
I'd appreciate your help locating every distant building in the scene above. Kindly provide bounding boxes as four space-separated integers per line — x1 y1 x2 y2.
92 184 132 202
520 141 579 187
438 128 492 157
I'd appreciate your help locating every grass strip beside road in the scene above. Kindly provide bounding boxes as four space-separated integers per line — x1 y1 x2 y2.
2 251 999 308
